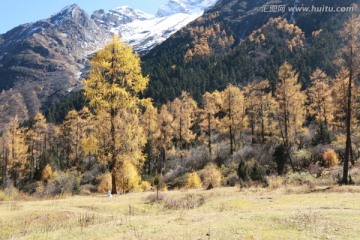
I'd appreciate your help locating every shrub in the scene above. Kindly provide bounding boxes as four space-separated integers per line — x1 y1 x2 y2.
139 181 152 192
146 192 165 203
284 172 315 186
163 194 205 210
117 161 141 193
237 160 250 182
267 176 284 189
42 170 80 196
323 149 339 167
251 162 266 182
226 173 239 186
80 188 91 196
41 164 54 183
273 144 288 175
97 172 112 193
312 122 331 145
201 164 222 188
186 172 202 189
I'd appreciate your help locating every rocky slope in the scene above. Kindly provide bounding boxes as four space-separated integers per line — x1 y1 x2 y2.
0 4 110 127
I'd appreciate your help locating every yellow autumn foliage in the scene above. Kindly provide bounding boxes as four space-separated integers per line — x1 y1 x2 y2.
186 172 202 189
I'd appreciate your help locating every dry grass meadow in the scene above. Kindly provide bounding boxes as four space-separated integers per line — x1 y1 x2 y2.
1 186 360 240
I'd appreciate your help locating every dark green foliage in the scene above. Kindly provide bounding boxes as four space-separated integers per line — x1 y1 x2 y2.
251 162 266 182
44 90 87 124
312 122 331 146
237 160 250 182
153 175 163 200
273 144 288 175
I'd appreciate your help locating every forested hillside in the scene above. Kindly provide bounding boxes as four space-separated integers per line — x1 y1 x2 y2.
142 0 356 104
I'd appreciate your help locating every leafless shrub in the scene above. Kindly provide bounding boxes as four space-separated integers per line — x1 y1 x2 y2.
78 212 95 231
163 194 205 210
41 170 81 196
146 193 166 203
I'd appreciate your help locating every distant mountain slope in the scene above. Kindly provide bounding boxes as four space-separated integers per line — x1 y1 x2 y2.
0 4 110 127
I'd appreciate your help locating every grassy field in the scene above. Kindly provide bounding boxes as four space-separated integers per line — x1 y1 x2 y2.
1 186 360 240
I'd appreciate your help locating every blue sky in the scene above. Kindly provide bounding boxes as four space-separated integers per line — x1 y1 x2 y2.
0 0 168 34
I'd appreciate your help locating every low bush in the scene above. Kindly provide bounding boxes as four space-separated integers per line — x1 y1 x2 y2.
139 181 152 192
284 172 315 186
323 149 339 168
267 176 284 189
97 173 111 193
39 170 81 196
146 192 165 203
186 172 202 189
41 164 54 183
163 194 205 210
200 164 222 188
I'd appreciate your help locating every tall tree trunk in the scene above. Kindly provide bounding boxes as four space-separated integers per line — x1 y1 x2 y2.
229 125 234 155
208 113 212 159
110 107 118 194
260 102 265 143
343 53 353 184
111 169 117 194
251 118 255 145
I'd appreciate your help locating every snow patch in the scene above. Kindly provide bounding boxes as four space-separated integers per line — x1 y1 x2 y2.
101 0 218 53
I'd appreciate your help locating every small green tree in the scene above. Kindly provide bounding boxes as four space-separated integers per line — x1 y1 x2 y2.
237 160 250 182
311 121 331 146
153 175 162 201
273 144 288 175
251 162 265 182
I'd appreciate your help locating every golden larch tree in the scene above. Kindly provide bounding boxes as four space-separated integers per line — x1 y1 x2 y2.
336 10 360 184
153 105 174 172
2 116 28 188
199 90 222 158
220 84 247 155
244 80 276 144
141 102 159 175
274 62 306 171
169 91 198 151
26 112 47 179
83 36 148 194
307 69 335 126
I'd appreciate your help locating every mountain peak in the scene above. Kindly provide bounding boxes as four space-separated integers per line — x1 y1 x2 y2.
57 4 82 17
50 4 92 27
111 5 153 20
91 5 153 30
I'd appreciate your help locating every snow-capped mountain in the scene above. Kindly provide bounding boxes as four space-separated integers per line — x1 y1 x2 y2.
156 0 218 17
92 0 218 53
92 6 153 30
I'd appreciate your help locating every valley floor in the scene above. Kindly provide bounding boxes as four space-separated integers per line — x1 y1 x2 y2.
1 187 360 239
